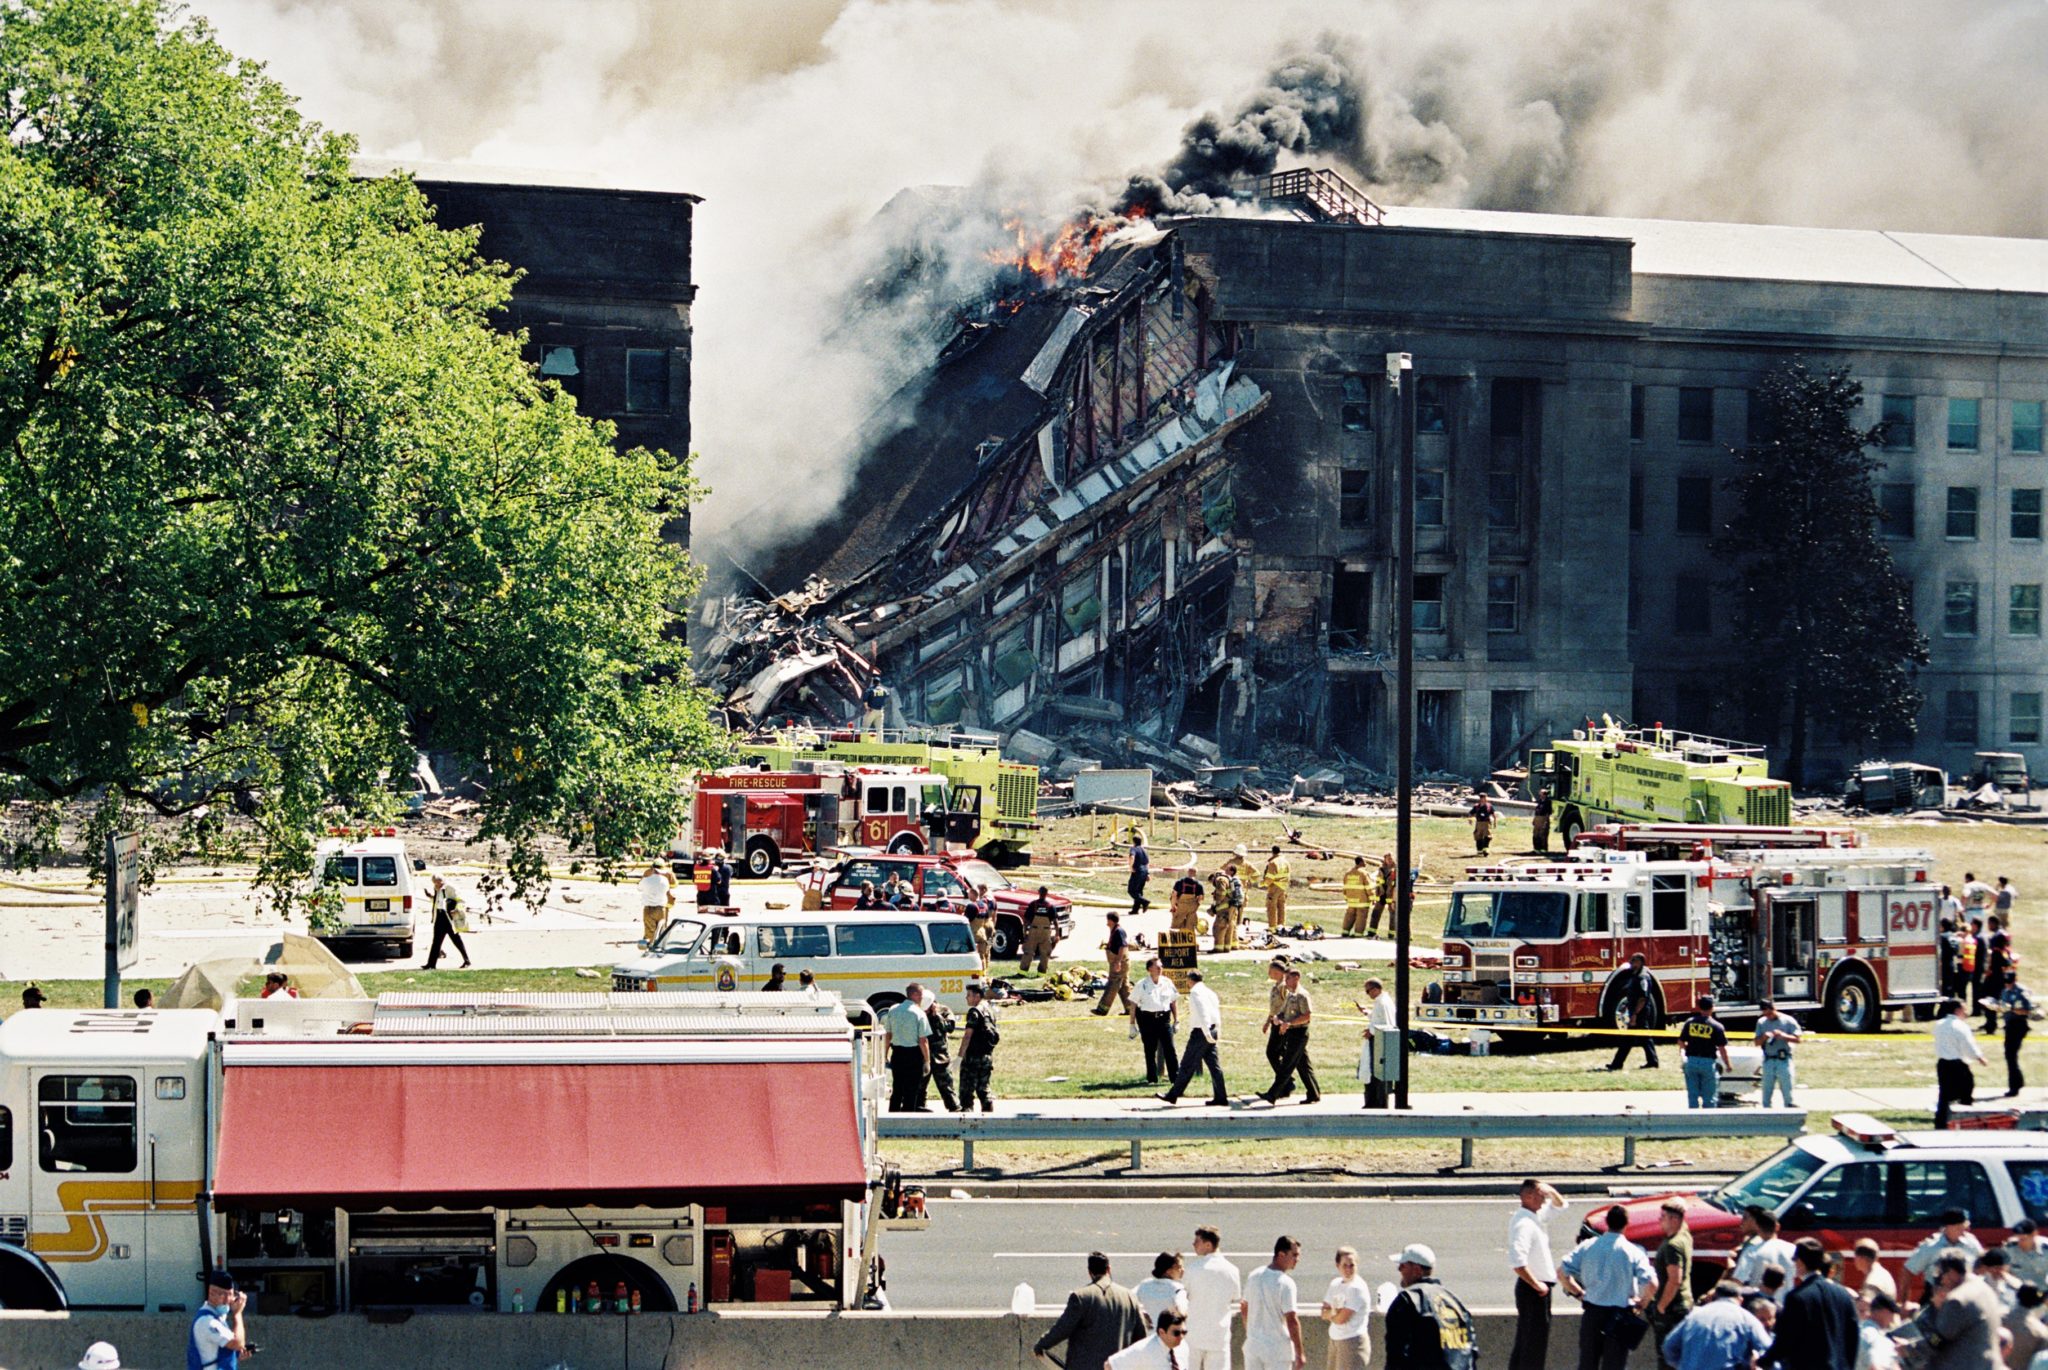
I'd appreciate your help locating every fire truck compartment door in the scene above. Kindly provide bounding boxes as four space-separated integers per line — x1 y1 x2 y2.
810 793 841 842
722 794 748 849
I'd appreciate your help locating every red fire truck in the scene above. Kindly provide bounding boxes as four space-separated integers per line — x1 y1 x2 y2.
1420 825 1940 1035
693 764 981 878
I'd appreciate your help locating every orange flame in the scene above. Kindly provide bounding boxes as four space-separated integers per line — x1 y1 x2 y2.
985 208 1144 286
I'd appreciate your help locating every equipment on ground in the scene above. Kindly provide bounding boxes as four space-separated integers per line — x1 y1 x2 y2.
1528 721 1791 846
1844 760 1949 812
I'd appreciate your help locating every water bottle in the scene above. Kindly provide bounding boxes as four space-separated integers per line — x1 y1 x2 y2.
585 1278 602 1314
512 1288 524 1314
614 1280 629 1314
554 1288 567 1314
630 1289 642 1315
1010 1282 1035 1316
687 1282 699 1314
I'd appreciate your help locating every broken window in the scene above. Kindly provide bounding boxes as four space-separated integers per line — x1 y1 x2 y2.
1416 690 1457 771
1945 690 1979 745
626 349 671 412
1490 690 1529 765
1059 570 1102 641
1340 375 1373 432
1677 387 1713 443
1944 580 1978 637
1415 378 1448 435
538 343 583 400
991 621 1036 689
1331 569 1371 642
1128 523 1165 621
1675 476 1713 536
1486 471 1520 531
1415 470 1446 528
1144 304 1200 421
1199 476 1236 540
1413 574 1446 632
1339 468 1370 528
1880 394 1916 449
922 666 966 725
1486 574 1521 633
1878 482 1915 539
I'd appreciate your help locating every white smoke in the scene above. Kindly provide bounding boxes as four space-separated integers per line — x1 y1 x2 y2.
189 0 2048 567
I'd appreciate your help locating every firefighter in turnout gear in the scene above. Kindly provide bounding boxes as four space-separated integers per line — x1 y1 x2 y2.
1343 855 1373 936
1371 853 1396 938
1262 847 1290 929
1170 871 1203 935
1209 868 1240 952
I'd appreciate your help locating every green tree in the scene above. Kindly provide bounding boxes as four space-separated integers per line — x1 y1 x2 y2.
1719 360 1928 784
0 0 724 897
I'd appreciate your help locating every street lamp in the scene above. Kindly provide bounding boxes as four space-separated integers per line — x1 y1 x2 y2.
1386 351 1414 1110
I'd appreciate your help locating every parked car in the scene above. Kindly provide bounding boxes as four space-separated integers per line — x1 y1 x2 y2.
1584 1115 2048 1295
797 851 1074 960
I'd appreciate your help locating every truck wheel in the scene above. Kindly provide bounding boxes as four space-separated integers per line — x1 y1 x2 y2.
742 838 779 879
396 939 414 959
1824 967 1881 1033
990 922 1017 959
540 1254 676 1314
886 832 925 855
867 992 904 1019
1559 809 1584 848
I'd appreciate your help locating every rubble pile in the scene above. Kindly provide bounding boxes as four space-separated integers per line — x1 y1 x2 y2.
695 579 884 728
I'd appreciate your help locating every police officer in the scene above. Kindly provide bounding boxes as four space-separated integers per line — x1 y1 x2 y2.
1261 846 1290 929
1259 958 1293 1098
1021 887 1059 973
1342 856 1372 937
1169 870 1203 936
1261 967 1321 1105
2000 968 2037 1098
1384 1245 1478 1370
958 981 999 1112
191 1269 249 1370
1677 996 1731 1108
1753 997 1801 1108
1605 954 1660 1071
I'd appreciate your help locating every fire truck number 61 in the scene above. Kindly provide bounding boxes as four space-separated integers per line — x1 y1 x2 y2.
1889 898 1936 934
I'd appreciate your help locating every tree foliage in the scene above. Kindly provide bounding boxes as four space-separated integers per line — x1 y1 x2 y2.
0 0 725 895
1719 360 1928 783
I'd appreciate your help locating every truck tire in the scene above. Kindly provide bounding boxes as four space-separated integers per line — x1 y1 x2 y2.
990 920 1017 960
886 832 925 855
1824 966 1882 1033
396 938 413 959
539 1254 677 1314
1559 808 1584 848
741 838 779 879
867 992 904 1020
1598 974 1663 1032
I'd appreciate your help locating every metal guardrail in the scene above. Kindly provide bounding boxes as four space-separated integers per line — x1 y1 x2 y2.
878 1108 1808 1172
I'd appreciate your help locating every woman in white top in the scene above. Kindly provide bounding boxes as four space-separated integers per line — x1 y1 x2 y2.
1132 1251 1189 1330
1319 1245 1372 1370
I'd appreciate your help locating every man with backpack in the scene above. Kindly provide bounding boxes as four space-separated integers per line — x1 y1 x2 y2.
957 981 999 1112
1383 1243 1478 1369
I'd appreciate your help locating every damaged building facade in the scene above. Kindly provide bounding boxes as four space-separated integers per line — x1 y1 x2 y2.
711 183 2048 782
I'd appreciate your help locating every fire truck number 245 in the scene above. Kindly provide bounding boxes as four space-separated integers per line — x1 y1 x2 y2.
1889 897 1937 934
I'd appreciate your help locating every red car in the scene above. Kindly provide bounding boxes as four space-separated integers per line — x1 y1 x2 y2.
798 852 1073 960
1579 1115 2048 1295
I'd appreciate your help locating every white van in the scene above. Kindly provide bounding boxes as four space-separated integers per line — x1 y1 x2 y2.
308 831 424 958
612 906 981 1019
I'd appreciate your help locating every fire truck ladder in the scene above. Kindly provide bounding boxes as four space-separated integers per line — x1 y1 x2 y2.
1254 169 1384 227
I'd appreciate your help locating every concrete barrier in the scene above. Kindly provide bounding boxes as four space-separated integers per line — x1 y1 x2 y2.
1 1305 1598 1369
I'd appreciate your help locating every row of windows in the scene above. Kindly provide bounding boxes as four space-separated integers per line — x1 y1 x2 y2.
1939 581 2044 639
1341 469 1524 532
533 343 676 413
1412 573 1523 634
1628 386 2046 455
1629 473 2045 542
1944 691 2043 746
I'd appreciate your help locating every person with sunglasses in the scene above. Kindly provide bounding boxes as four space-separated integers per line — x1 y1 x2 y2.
1108 1309 1191 1369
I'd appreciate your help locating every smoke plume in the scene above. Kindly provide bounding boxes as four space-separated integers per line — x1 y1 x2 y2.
185 0 2048 570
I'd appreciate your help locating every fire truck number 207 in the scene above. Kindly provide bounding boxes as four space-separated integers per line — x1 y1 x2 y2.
1889 897 1936 934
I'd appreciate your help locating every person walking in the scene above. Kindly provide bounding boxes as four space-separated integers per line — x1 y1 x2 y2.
1754 998 1802 1108
1660 1282 1771 1370
1341 856 1372 937
1243 1237 1306 1370
1920 1252 2003 1370
1606 954 1662 1071
1158 970 1227 1106
1770 1238 1859 1370
1560 1204 1656 1370
1370 853 1397 938
1934 997 1988 1128
1356 979 1400 1109
1170 870 1204 936
1648 1198 1694 1370
1129 831 1153 917
1509 1178 1566 1370
1034 1252 1147 1370
1022 886 1060 972
1261 847 1290 930
1132 1253 1189 1332
1260 959 1294 1100
1261 968 1320 1105
1470 792 1496 856
1996 876 2017 918
1134 957 1180 1085
1095 912 1136 1019
637 858 672 947
423 874 472 969
1983 917 2012 1034
1531 787 1553 854
1384 1244 1478 1370
882 984 931 1112
958 981 998 1112
924 995 960 1112
1182 1226 1242 1370
191 1270 249 1370
2000 969 2037 1097
1107 1310 1192 1370
1677 996 1731 1108
1319 1246 1372 1370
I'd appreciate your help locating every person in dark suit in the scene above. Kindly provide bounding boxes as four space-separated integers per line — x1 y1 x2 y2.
1767 1238 1858 1370
1035 1251 1147 1370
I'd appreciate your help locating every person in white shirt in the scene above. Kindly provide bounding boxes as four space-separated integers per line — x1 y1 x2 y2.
1159 971 1228 1106
1507 1177 1565 1370
1133 957 1182 1085
1854 1289 1903 1370
1108 1309 1192 1370
1180 1225 1242 1370
1844 1238 1897 1303
1903 1207 1984 1303
1354 979 1400 1109
1133 1252 1190 1331
1730 1205 1797 1290
637 859 673 947
1318 1245 1371 1370
1934 996 1988 1127
1244 1235 1305 1370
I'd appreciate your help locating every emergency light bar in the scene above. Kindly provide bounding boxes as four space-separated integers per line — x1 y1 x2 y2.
1830 1114 1900 1149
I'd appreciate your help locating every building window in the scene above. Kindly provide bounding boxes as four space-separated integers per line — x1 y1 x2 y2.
1946 486 1979 540
1878 482 1915 539
1675 574 1711 635
1415 470 1446 528
625 349 671 412
2016 400 2045 455
2011 584 2042 638
537 343 583 399
1947 397 1980 451
1629 468 1643 533
1944 580 1979 637
1339 468 1370 528
1677 387 1714 443
1945 690 1979 745
991 622 1035 690
1491 380 1525 437
1340 374 1373 432
1675 476 1714 536
1487 574 1521 633
2014 693 2044 745
1331 569 1371 639
1630 385 1645 441
1415 378 1448 435
1881 395 1916 449
1486 471 1520 530
1745 389 1775 444
1058 570 1101 643
2015 489 2043 541
1414 574 1446 632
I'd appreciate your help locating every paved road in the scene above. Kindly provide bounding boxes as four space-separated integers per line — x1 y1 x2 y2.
879 1194 1642 1313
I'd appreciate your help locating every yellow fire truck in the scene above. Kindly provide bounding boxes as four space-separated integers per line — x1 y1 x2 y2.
1530 723 1792 848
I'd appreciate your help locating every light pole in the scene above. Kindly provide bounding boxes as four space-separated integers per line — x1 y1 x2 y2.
1387 351 1414 1109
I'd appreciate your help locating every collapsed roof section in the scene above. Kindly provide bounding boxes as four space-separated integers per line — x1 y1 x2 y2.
701 227 1271 749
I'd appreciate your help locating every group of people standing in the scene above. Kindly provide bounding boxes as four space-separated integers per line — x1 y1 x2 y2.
1125 833 1298 954
880 979 1000 1113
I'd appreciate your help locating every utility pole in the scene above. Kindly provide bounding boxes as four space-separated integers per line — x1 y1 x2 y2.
1388 352 1415 1110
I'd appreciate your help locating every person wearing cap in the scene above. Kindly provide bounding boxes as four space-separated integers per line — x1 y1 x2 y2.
958 981 998 1112
2005 1282 2048 1368
1676 996 1730 1108
1904 1208 1983 1304
1243 1235 1305 1370
1753 997 1801 1108
1127 830 1152 917
2004 1218 2048 1287
1933 996 1988 1128
1260 968 1320 1106
1560 1204 1656 1370
1660 1281 1772 1370
20 982 46 1010
1975 1247 2021 1312
1999 968 2038 1098
637 858 673 947
1842 1238 1898 1303
1854 1288 1904 1370
1340 856 1373 937
1169 868 1204 937
1383 1242 1478 1370
1260 846 1290 931
706 849 732 907
1259 959 1295 1100
1604 954 1661 1073
1369 853 1397 938
191 1268 248 1370
1093 911 1136 1019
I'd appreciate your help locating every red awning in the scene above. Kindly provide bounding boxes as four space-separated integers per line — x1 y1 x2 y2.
214 1061 865 1207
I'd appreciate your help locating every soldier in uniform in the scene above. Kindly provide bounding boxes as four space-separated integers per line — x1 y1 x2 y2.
958 981 998 1112
1342 856 1372 936
1262 846 1291 929
1021 886 1060 973
1260 958 1293 1098
966 883 995 973
1169 870 1204 935
1261 967 1321 1104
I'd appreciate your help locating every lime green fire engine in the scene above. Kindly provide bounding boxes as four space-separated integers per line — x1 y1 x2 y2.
1530 721 1792 847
